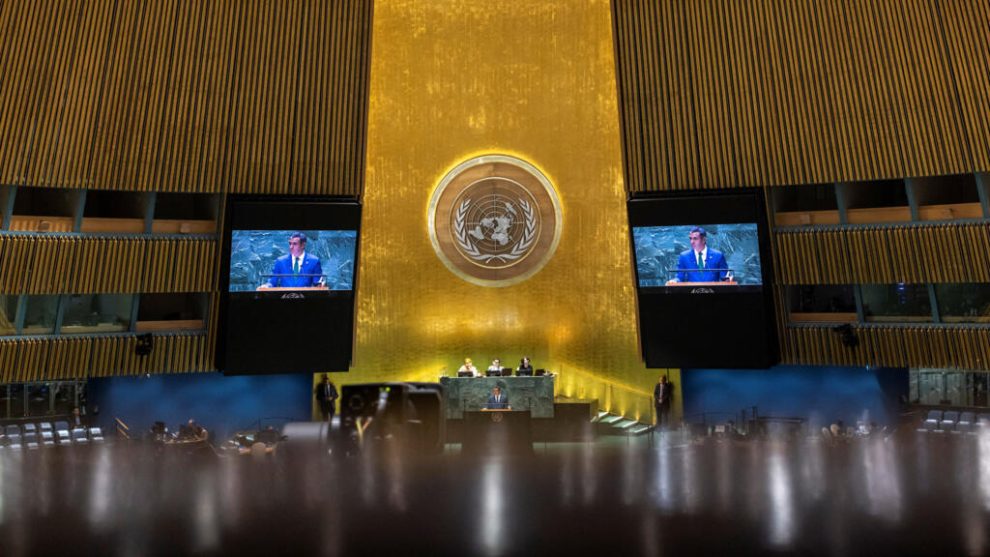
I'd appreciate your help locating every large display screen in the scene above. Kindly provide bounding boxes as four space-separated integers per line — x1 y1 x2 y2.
228 230 357 292
628 190 777 369
632 223 763 289
217 198 361 375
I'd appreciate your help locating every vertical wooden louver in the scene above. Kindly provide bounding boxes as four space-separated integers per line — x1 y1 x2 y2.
0 0 372 380
773 224 990 285
0 0 373 195
612 0 984 191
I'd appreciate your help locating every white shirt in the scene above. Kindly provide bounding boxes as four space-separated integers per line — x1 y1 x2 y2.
694 246 708 267
292 251 306 271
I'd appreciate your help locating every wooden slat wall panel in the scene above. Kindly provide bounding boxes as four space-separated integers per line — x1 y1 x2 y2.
0 236 216 294
291 0 374 196
0 333 210 382
0 0 372 195
774 223 990 284
781 325 990 370
613 0 980 192
223 1 300 195
939 0 990 170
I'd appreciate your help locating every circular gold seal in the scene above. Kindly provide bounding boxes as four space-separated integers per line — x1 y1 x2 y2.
429 155 562 287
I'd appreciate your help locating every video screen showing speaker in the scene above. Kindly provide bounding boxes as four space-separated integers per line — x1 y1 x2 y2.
217 197 361 375
628 189 777 369
632 223 763 290
228 230 356 292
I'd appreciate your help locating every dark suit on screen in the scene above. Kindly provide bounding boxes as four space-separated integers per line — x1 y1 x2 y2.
486 393 509 409
675 249 728 283
266 253 323 288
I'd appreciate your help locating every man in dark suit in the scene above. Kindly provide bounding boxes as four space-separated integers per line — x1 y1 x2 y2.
259 232 324 288
516 356 534 376
486 386 510 410
672 227 730 283
314 374 339 422
654 375 674 430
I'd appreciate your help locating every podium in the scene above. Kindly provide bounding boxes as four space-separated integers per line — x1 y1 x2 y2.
462 410 533 456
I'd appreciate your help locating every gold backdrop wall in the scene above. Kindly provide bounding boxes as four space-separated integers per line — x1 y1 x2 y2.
345 0 676 421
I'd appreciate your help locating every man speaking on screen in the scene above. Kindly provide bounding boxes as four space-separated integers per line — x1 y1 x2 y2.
670 227 731 283
258 232 324 289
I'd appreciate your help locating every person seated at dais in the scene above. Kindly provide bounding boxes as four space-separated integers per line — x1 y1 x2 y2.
458 358 478 377
487 359 503 376
486 386 510 410
516 356 534 376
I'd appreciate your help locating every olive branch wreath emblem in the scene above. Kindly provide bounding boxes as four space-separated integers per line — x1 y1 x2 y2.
453 198 537 264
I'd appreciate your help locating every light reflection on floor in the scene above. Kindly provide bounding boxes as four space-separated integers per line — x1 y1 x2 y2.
0 432 988 556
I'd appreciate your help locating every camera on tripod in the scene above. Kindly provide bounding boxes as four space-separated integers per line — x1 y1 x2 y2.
338 382 445 455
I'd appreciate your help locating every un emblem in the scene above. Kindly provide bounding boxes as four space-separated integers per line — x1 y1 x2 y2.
429 155 562 287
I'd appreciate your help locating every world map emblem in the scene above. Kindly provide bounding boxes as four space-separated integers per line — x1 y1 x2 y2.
428 155 562 287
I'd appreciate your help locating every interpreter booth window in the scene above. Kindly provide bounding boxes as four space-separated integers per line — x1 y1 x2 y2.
137 293 208 330
22 295 59 335
787 285 856 319
61 294 132 334
861 284 932 323
0 294 17 335
934 284 990 323
6 384 24 418
911 369 989 408
26 384 51 415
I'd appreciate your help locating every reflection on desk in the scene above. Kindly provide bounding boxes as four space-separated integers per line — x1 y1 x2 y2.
462 410 533 456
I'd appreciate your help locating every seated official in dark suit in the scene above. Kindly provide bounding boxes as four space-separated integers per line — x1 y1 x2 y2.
516 356 534 376
258 232 324 289
486 386 510 410
670 226 731 283
486 359 503 376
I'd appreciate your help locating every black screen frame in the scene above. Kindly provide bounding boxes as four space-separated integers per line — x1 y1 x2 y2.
627 188 778 369
216 195 362 375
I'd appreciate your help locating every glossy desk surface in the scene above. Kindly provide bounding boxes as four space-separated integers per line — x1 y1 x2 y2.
0 432 988 556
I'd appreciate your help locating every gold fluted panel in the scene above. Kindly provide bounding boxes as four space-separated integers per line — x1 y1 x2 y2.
0 0 371 195
613 0 979 191
781 325 990 370
0 333 210 382
938 0 990 171
0 236 216 294
774 223 990 284
349 0 675 421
